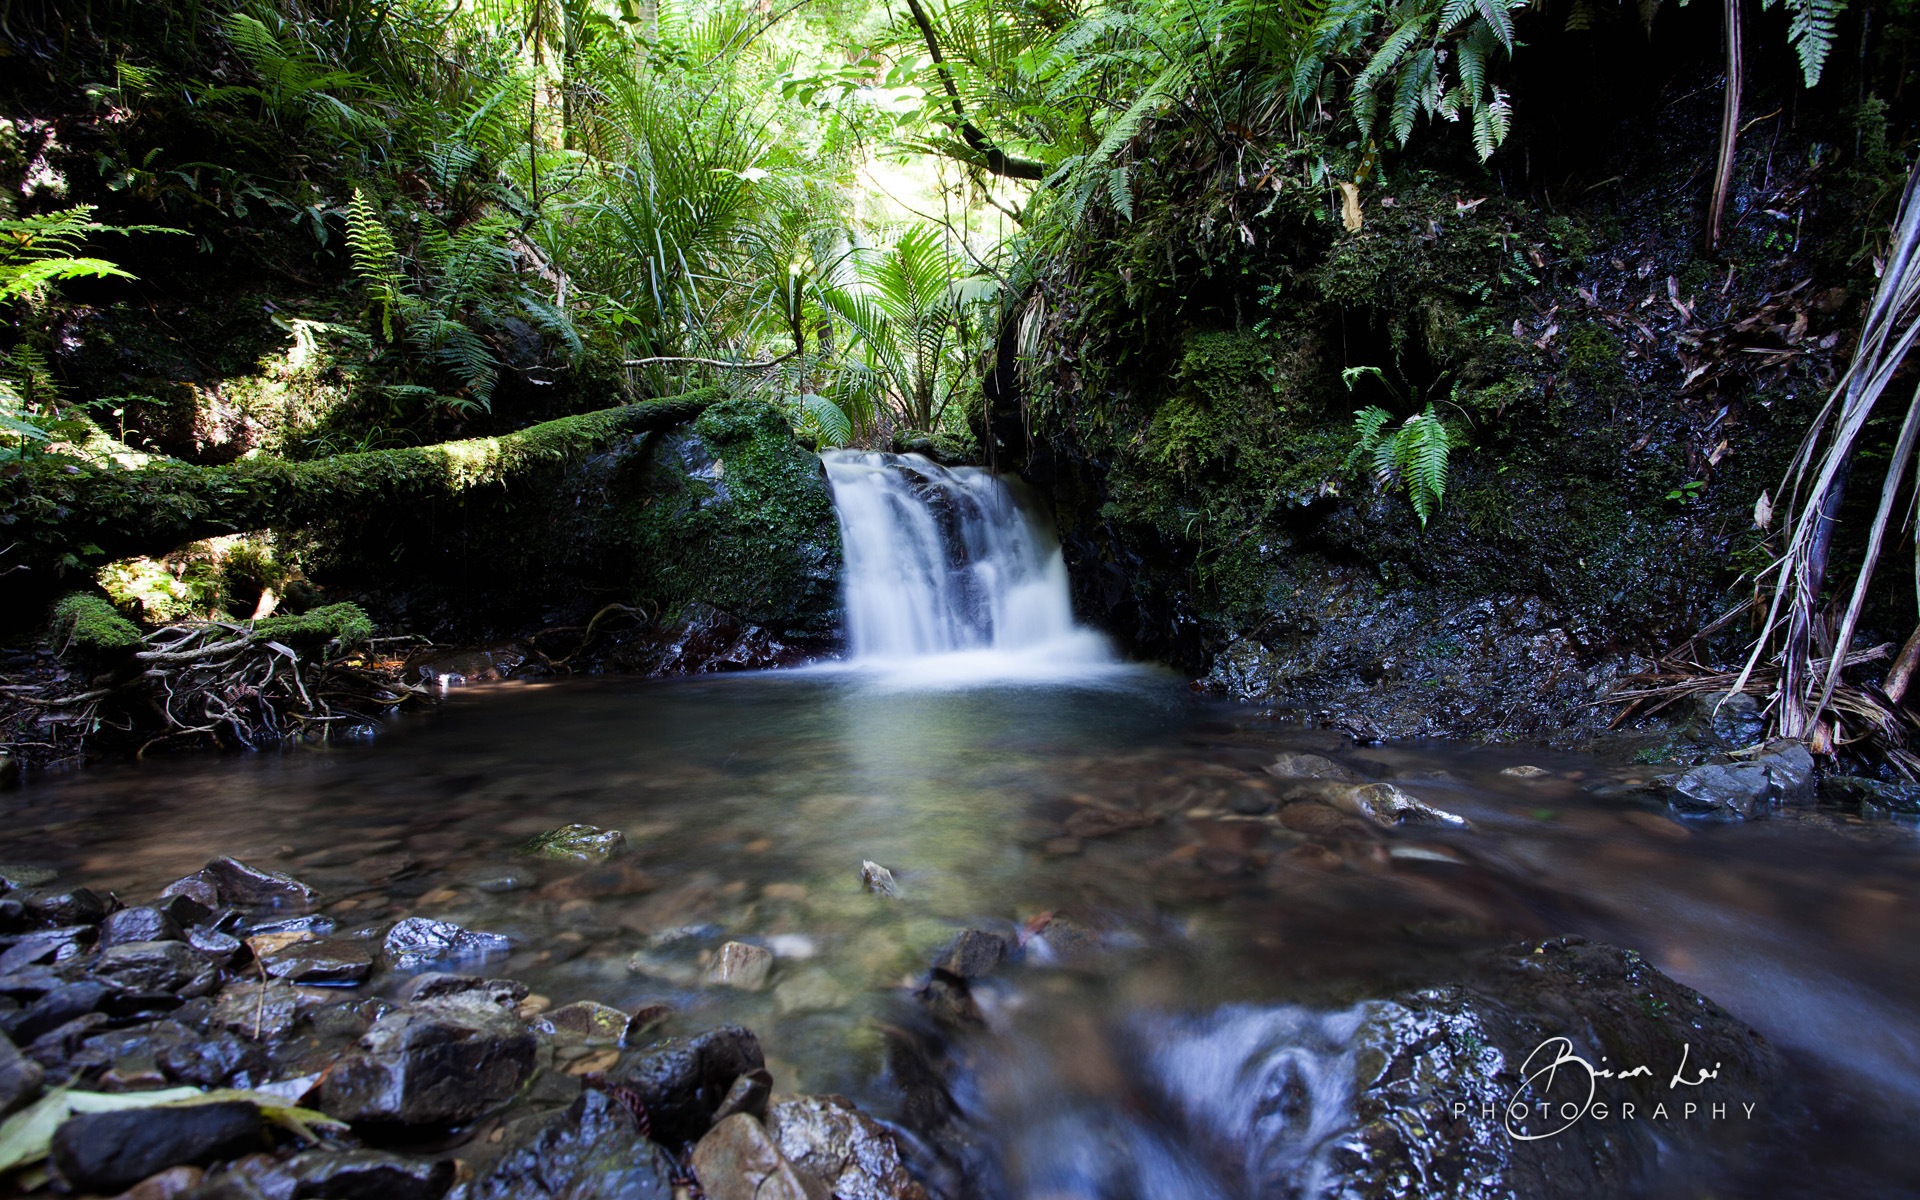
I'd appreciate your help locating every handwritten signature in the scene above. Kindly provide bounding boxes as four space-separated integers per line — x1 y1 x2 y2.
1486 1038 1753 1141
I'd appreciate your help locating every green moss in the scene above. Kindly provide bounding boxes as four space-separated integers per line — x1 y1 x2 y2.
51 592 144 650
255 602 373 648
628 397 841 636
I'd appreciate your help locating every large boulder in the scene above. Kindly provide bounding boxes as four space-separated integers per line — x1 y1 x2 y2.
317 995 536 1126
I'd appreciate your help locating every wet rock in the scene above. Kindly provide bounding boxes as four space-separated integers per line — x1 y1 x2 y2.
606 1024 765 1144
5 980 116 1043
257 938 374 987
154 893 214 930
0 1029 43 1117
95 941 203 993
766 1095 929 1200
392 973 528 1007
102 907 185 947
317 995 536 1125
50 1100 263 1193
1691 689 1766 747
707 942 773 991
693 1113 830 1200
186 925 245 967
382 917 510 969
0 898 25 933
1324 782 1471 829
283 1149 454 1200
859 861 900 898
463 866 537 893
1500 764 1551 778
469 1089 674 1200
159 873 222 911
202 858 319 909
248 915 336 938
26 887 109 925
161 1029 264 1088
1651 740 1816 820
931 929 1010 980
520 824 627 863
543 1000 634 1043
211 981 313 1041
0 925 95 972
1822 775 1920 814
1276 802 1367 837
712 1068 773 1124
1265 751 1363 782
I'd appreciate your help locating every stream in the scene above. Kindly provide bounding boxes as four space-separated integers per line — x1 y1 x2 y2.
5 455 1920 1197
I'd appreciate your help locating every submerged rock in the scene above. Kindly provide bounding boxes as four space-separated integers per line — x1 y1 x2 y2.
1821 774 1920 815
606 1024 765 1144
707 942 773 991
382 917 511 969
1265 751 1364 782
521 824 627 863
693 1113 830 1200
470 1089 674 1200
1323 782 1471 829
766 1095 929 1200
859 861 900 898
318 995 537 1125
200 858 319 909
50 1100 262 1193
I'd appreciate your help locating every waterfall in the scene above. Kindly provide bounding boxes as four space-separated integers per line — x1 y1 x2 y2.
820 451 1113 672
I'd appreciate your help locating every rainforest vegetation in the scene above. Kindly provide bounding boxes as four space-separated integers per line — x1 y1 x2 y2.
1 0 1918 773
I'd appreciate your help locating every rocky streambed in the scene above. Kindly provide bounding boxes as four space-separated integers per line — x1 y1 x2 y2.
2 674 1917 1198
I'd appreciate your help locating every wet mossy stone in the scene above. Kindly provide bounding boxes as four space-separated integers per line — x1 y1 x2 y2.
521 823 627 863
627 398 842 641
50 592 143 652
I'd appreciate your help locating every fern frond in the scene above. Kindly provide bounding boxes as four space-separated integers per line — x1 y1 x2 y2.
1784 0 1843 87
346 188 405 340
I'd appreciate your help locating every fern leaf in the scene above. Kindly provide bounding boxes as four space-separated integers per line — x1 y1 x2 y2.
1107 166 1134 222
1475 0 1519 51
1785 0 1843 87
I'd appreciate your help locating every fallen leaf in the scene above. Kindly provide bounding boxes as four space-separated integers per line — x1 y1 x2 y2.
1339 182 1363 232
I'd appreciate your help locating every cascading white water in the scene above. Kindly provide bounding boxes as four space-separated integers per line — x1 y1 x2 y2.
821 451 1113 671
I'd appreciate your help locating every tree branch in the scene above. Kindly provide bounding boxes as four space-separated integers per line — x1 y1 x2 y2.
900 0 1047 182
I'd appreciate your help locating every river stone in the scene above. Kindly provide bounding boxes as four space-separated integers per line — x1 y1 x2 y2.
94 941 203 993
1652 740 1816 820
26 887 108 925
201 858 319 909
212 981 314 1041
50 1100 263 1193
159 872 222 911
0 925 95 973
259 938 375 986
187 925 245 966
707 942 773 990
693 1113 830 1200
317 995 537 1125
766 1095 929 1200
931 929 1010 980
1265 751 1364 782
605 1024 765 1144
116 1164 203 1199
393 973 529 1007
102 906 185 947
543 1000 633 1043
1324 782 1471 829
382 917 511 969
520 824 627 863
712 1068 773 1124
0 898 25 933
0 1029 42 1117
283 1149 454 1200
1500 764 1551 778
5 981 116 1044
470 1089 674 1200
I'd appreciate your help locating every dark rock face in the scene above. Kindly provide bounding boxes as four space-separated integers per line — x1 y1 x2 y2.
469 1090 675 1200
607 1024 766 1145
50 1100 262 1192
101 906 185 947
0 1029 42 1117
317 996 536 1125
382 918 511 970
1651 740 1817 820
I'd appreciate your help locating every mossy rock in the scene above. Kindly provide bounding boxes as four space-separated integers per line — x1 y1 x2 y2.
521 823 627 863
50 593 143 651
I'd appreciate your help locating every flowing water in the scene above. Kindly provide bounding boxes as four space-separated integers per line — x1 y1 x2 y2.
5 456 1920 1197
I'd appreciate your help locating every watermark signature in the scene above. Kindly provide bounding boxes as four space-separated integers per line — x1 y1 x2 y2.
1453 1038 1758 1141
